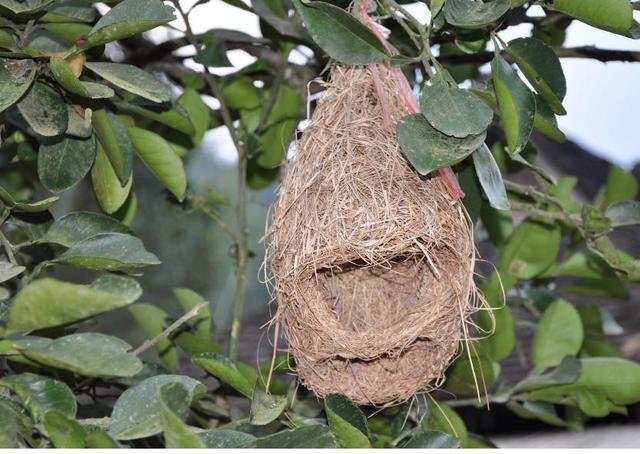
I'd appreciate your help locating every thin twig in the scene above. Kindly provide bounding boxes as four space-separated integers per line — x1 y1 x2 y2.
131 301 209 356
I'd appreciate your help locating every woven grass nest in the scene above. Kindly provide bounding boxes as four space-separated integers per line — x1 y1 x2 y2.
265 63 480 406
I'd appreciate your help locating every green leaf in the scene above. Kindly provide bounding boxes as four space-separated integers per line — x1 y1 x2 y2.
49 57 114 99
444 0 511 29
500 217 561 279
222 77 260 109
41 2 97 23
0 261 25 283
92 109 133 184
0 0 53 15
430 0 446 16
402 431 460 448
44 411 86 448
198 430 257 448
0 373 76 422
397 114 486 175
605 200 640 227
428 402 468 446
192 352 255 397
420 75 493 138
91 142 133 214
85 62 170 103
534 95 566 142
551 0 634 36
446 341 497 393
292 0 388 65
478 273 515 360
507 401 568 427
252 0 309 40
472 143 510 210
37 136 96 193
324 394 370 448
54 232 160 270
255 425 336 448
458 164 482 222
257 84 300 168
66 105 92 138
0 401 18 448
7 276 140 333
532 299 583 370
15 333 143 378
116 102 195 137
160 383 205 448
128 303 178 372
603 164 638 205
195 33 232 68
0 58 36 113
492 54 536 155
83 427 120 448
109 375 205 440
174 288 211 340
178 88 208 144
41 211 132 247
128 127 187 200
507 37 566 115
85 0 176 48
249 385 287 426
17 82 68 137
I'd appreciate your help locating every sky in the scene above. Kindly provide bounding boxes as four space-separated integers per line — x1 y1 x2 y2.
159 0 640 169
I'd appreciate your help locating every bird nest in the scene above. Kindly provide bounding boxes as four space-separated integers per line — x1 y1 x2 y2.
265 63 479 406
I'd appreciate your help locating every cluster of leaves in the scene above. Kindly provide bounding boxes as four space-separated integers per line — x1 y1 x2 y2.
1 0 640 449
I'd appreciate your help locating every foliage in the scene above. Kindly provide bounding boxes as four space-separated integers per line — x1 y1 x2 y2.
0 0 640 448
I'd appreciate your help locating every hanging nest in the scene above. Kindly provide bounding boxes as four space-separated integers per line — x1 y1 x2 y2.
265 63 479 406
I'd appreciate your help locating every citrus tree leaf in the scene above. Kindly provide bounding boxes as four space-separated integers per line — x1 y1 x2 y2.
191 352 254 397
178 88 208 145
7 276 140 333
91 142 133 214
17 82 68 137
128 126 187 201
174 288 211 339
128 303 178 372
605 201 640 227
0 0 53 15
84 62 170 103
324 394 370 448
41 2 97 23
49 56 114 99
402 431 460 448
14 333 143 378
428 402 468 446
0 401 18 448
533 95 566 142
41 211 132 247
292 0 388 65
37 136 96 193
472 143 510 210
444 0 511 29
44 411 86 448
0 58 36 113
83 427 120 448
0 373 76 422
507 37 566 115
159 383 205 448
492 54 536 155
249 385 288 426
54 232 160 270
551 0 634 37
421 76 493 138
198 430 257 448
255 425 336 448
109 374 205 440
397 113 486 175
257 84 300 168
532 299 584 370
604 164 638 205
92 109 133 184
513 356 581 392
85 0 176 48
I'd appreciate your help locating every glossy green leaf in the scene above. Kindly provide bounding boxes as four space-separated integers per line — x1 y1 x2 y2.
17 82 68 137
41 211 132 247
198 430 257 448
192 352 254 397
532 299 583 370
0 261 25 284
603 164 638 205
507 401 568 427
83 427 120 448
249 386 287 426
15 333 142 378
403 431 460 448
49 57 114 99
428 402 468 445
159 383 205 448
178 88 208 144
257 84 300 167
91 143 133 214
41 2 97 23
117 102 195 136
92 109 133 184
534 95 566 142
507 37 566 115
37 136 96 193
128 126 187 200
492 55 536 155
7 276 140 333
472 143 510 210
54 232 160 270
397 114 486 175
421 75 493 138
0 0 53 14
255 425 336 448
444 0 511 29
0 373 76 422
85 61 170 103
605 201 640 227
430 0 446 16
292 0 388 65
195 33 232 67
109 375 205 440
129 303 178 372
44 411 86 448
551 0 633 36
253 0 308 41
174 288 211 340
0 58 36 113
324 394 370 448
0 185 58 213
500 217 561 279
85 0 176 48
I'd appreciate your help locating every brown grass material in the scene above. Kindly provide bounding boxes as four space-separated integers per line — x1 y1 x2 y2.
265 63 479 406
